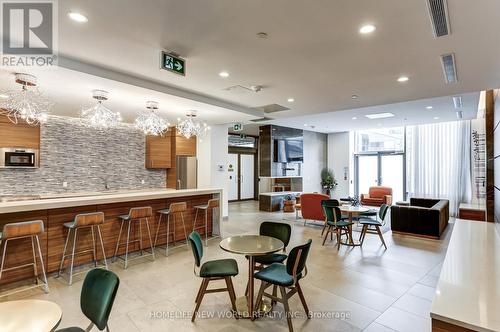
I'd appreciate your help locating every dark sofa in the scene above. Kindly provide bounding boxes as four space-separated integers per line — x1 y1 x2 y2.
391 198 449 239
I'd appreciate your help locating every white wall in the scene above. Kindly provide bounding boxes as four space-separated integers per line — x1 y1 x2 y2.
302 131 328 193
197 125 229 216
327 132 351 199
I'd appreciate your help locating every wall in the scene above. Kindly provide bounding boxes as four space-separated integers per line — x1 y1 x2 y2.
0 115 165 195
197 124 229 217
302 130 328 193
327 132 350 199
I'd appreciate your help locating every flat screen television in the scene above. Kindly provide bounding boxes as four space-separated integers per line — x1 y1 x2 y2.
273 139 303 162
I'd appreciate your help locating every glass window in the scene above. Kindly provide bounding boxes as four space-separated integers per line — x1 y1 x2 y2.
354 127 404 153
228 135 256 148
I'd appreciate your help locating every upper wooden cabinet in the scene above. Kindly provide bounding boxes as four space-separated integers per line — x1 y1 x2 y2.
145 133 172 169
0 115 40 149
175 134 196 156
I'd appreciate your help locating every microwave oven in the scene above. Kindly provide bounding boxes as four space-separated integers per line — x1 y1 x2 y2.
0 148 39 168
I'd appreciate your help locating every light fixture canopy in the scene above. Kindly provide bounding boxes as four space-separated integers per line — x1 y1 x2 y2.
135 101 170 136
80 90 122 129
176 111 210 139
0 73 51 126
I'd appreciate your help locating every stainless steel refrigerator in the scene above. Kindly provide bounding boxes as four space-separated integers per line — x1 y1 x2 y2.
176 156 197 189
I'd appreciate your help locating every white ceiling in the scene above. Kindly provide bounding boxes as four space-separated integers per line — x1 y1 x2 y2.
1 0 498 127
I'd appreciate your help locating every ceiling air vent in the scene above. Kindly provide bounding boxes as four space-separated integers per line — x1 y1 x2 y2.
427 0 450 37
223 85 255 94
253 104 290 114
250 117 273 123
453 96 463 108
441 53 458 83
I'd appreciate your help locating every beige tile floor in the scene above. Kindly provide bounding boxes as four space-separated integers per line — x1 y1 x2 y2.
1 201 452 332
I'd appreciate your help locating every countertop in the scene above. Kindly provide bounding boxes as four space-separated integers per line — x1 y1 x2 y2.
0 188 223 214
430 220 500 331
259 191 302 197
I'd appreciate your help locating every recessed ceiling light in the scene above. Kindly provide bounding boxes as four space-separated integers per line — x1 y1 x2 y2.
0 93 9 99
426 106 433 110
359 24 376 34
219 71 229 78
434 116 440 120
397 76 409 83
68 12 88 23
352 117 357 120
365 112 395 119
287 98 295 103
351 94 358 100
257 32 269 39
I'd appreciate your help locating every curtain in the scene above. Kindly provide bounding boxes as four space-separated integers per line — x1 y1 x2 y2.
406 120 471 216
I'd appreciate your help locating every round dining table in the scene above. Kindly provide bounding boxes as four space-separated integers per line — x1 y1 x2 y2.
339 205 369 246
0 299 62 332
220 235 284 320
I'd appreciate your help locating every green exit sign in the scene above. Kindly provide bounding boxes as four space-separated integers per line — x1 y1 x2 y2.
233 123 243 131
161 52 186 76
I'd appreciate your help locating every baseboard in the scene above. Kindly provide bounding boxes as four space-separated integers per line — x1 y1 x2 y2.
391 230 440 240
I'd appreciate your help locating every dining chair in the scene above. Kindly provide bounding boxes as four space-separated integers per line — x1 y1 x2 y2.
254 239 313 332
56 268 120 332
319 199 340 235
244 221 292 297
358 204 389 249
187 231 238 322
321 201 353 249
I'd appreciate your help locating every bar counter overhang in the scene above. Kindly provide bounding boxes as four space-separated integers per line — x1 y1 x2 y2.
0 188 222 285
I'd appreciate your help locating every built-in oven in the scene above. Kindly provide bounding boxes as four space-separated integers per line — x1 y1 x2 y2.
0 148 39 168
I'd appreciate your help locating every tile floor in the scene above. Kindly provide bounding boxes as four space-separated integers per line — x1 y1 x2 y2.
2 201 452 332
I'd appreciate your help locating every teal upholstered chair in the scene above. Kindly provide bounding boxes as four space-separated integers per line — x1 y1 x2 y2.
319 199 343 235
188 231 238 322
245 221 292 296
254 239 313 332
321 200 353 249
358 204 389 249
56 268 120 332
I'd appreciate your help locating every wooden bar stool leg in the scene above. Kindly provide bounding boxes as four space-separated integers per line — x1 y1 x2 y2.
34 235 49 293
69 228 78 285
96 225 108 270
113 220 125 262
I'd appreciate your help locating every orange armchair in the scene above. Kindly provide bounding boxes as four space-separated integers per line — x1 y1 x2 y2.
360 186 393 207
300 193 330 226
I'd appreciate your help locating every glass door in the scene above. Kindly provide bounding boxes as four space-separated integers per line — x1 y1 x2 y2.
381 154 404 202
357 155 379 197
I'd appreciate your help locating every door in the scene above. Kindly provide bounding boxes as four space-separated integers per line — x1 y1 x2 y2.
240 154 255 199
380 154 404 202
357 155 379 196
228 154 239 201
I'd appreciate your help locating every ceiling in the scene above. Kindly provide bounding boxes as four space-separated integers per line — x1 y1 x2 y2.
1 0 498 127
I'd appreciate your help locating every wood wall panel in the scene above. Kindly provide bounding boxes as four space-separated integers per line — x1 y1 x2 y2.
0 194 214 285
175 134 196 156
0 115 40 149
145 134 172 169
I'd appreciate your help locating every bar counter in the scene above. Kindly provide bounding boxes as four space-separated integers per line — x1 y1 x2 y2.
0 188 222 285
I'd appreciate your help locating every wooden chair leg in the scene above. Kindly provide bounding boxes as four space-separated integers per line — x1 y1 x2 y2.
296 282 310 318
271 285 278 306
225 277 237 313
192 278 209 322
254 281 267 312
376 226 387 249
194 277 205 303
321 220 327 235
337 229 341 250
280 286 294 332
322 226 330 245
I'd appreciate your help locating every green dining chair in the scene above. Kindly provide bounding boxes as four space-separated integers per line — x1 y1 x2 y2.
358 204 389 249
188 231 238 322
321 200 353 249
254 239 313 332
320 199 343 235
245 221 292 296
56 268 120 332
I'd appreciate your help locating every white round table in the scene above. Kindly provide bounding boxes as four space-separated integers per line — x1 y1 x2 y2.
0 299 62 332
220 235 283 320
339 205 369 246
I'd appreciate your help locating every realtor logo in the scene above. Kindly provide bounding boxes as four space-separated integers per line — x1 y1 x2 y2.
1 0 57 66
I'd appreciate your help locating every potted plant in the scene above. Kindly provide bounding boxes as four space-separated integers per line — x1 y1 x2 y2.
320 168 338 197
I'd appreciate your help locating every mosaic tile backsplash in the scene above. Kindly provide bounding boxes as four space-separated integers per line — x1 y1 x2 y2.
0 116 166 195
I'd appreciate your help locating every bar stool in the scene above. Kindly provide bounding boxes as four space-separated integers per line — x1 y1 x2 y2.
57 212 108 285
113 206 155 269
153 202 188 256
0 220 49 295
192 198 219 246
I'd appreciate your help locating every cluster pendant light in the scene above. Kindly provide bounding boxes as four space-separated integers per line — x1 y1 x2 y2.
176 111 210 139
0 73 50 126
135 101 170 136
80 90 122 129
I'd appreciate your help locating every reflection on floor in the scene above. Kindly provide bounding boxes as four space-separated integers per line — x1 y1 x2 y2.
2 200 452 332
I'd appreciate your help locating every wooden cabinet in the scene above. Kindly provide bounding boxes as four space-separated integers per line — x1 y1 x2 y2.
0 115 40 149
175 134 196 156
145 133 172 169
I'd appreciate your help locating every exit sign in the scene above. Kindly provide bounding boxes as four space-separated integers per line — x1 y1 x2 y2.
233 123 243 131
161 52 186 76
